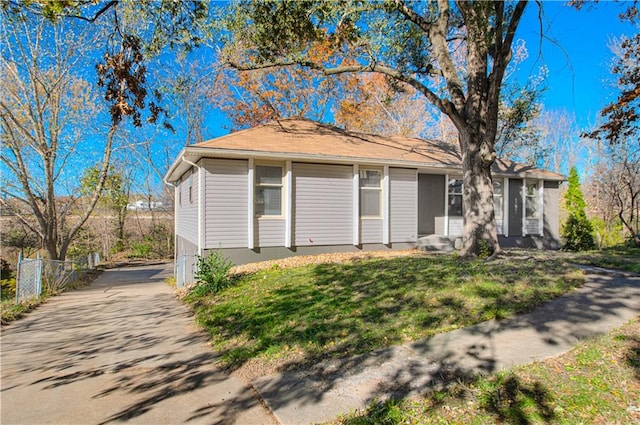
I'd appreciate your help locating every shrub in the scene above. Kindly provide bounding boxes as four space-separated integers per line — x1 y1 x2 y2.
193 250 233 295
562 213 596 251
0 259 16 300
128 240 153 258
562 167 596 251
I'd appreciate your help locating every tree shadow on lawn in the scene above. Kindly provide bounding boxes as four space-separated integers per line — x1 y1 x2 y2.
194 256 580 373
188 256 640 424
341 373 556 425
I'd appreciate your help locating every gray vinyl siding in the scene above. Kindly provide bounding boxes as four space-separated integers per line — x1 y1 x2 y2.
418 174 445 235
543 181 560 241
175 168 198 245
293 163 352 246
508 178 523 236
361 219 382 244
390 168 418 242
257 219 285 247
203 159 248 248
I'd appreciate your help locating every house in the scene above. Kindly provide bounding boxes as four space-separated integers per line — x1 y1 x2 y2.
164 119 564 284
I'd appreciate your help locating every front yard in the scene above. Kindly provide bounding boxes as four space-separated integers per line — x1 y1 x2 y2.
185 250 585 378
334 317 640 424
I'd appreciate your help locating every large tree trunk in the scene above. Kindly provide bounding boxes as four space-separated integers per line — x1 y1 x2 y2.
459 131 502 257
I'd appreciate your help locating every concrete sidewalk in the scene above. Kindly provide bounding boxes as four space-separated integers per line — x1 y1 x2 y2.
1 264 275 425
253 267 640 425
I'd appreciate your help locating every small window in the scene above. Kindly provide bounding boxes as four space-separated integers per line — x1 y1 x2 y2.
188 174 193 204
493 180 503 219
525 182 539 219
448 178 463 216
359 169 382 217
255 165 283 216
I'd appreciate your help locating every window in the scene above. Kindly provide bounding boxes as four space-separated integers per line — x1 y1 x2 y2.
448 178 463 216
188 174 193 204
359 169 382 217
493 180 503 219
525 182 539 219
255 165 283 216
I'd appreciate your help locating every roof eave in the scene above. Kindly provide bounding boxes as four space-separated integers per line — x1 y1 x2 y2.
164 145 567 183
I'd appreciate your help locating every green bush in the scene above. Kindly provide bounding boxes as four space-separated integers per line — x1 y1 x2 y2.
128 240 153 258
0 259 16 300
562 213 596 251
192 250 233 295
1 278 16 300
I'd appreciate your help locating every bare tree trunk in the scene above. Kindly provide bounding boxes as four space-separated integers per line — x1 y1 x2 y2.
58 124 117 260
459 131 502 257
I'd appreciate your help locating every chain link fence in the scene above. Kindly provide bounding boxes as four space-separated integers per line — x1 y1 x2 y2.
15 257 42 302
15 253 101 302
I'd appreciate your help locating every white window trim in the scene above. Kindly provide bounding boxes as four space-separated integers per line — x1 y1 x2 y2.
359 167 383 219
493 178 504 235
503 178 510 237
254 162 285 219
524 179 542 235
538 181 544 235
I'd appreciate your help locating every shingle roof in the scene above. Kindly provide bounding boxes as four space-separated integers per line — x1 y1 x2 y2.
165 118 565 182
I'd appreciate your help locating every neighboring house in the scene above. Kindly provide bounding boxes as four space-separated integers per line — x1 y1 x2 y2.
164 119 564 284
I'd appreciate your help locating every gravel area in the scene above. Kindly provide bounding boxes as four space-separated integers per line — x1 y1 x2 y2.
229 249 425 275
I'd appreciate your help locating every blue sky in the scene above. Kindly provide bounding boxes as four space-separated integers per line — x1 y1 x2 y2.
516 1 636 132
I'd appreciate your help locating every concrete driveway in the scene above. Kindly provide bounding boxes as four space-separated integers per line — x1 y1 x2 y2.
1 263 275 425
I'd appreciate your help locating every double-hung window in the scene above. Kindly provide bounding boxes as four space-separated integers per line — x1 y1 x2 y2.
359 169 382 217
493 180 503 220
255 165 283 216
448 178 463 216
525 182 539 220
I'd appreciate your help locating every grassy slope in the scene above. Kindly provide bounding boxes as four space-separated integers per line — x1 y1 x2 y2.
186 254 583 371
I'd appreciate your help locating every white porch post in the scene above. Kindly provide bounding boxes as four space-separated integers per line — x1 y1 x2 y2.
285 160 293 248
352 164 360 245
522 178 527 236
382 165 390 245
444 174 449 236
247 158 254 250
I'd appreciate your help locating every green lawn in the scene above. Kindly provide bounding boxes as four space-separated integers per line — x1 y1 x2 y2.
335 317 640 425
186 254 583 371
568 245 640 274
